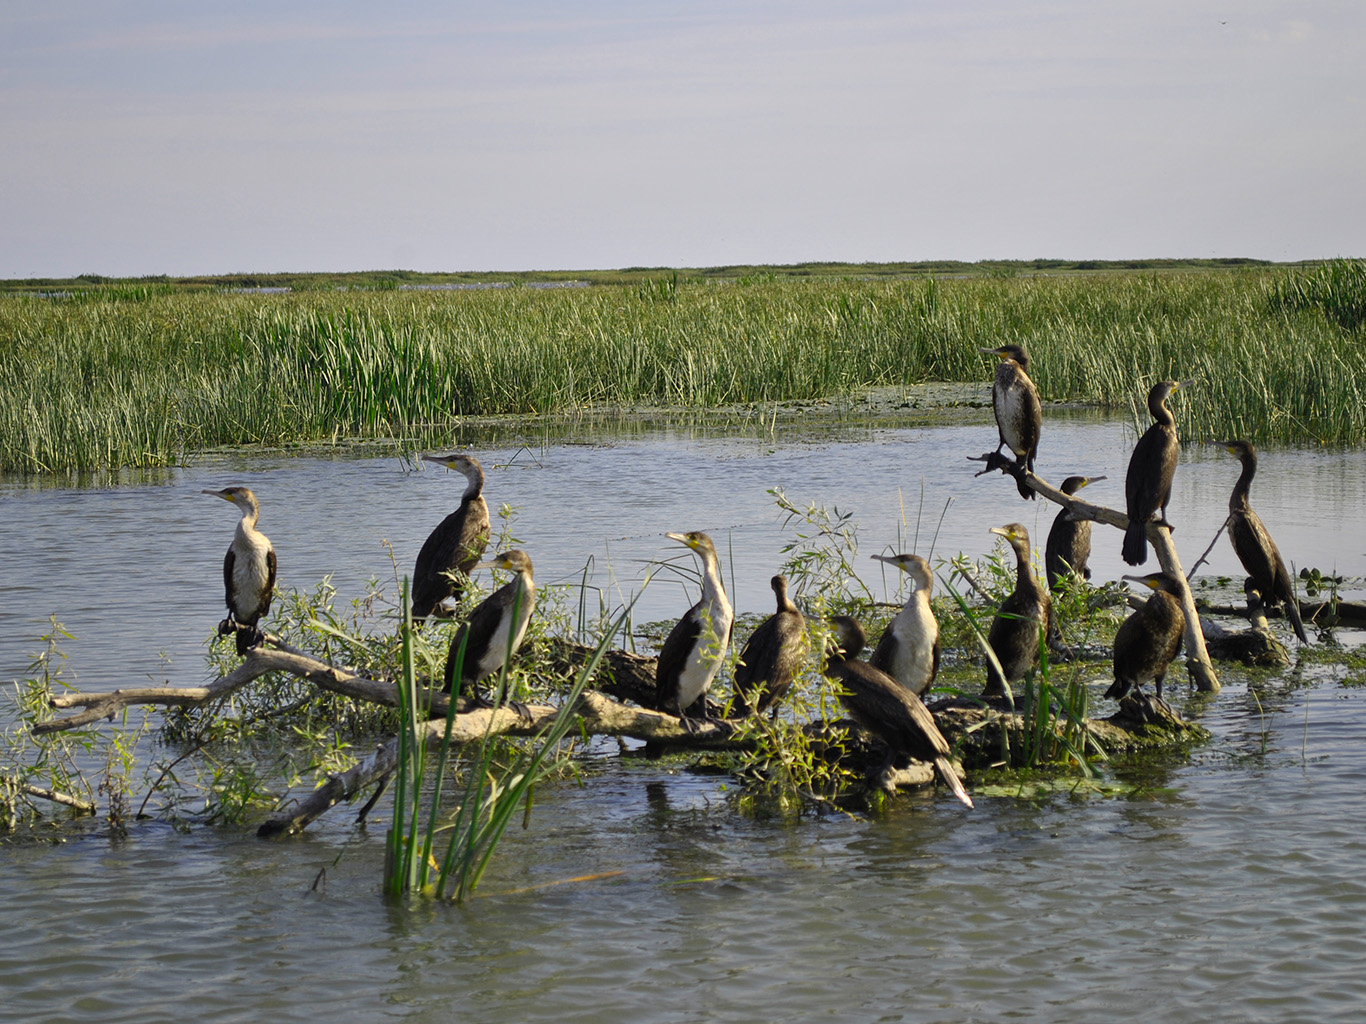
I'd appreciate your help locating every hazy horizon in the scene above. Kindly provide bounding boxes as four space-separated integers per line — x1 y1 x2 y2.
4 2 1363 279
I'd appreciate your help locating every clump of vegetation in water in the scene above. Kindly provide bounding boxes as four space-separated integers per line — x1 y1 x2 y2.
4 265 1366 474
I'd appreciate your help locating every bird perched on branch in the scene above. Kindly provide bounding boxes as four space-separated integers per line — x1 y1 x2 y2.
412 453 490 624
655 531 734 729
442 550 536 709
1045 475 1105 591
1106 571 1186 715
203 486 277 655
868 553 940 697
984 523 1050 699
981 343 1042 500
732 574 806 718
824 615 972 807
1123 380 1189 566
1214 440 1308 643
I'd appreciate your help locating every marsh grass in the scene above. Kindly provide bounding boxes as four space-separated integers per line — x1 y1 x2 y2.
3 267 1363 472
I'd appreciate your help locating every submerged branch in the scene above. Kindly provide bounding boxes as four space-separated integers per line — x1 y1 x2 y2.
1 774 97 814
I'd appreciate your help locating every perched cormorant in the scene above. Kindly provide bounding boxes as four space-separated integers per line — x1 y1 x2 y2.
655 531 734 728
868 553 940 696
732 575 807 718
824 616 972 807
981 344 1042 500
1215 440 1308 643
1045 475 1106 591
1123 380 1188 566
1105 571 1185 707
442 550 536 705
412 453 490 624
203 486 277 655
984 523 1051 698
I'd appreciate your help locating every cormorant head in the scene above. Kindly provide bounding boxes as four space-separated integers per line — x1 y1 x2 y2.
1213 439 1256 463
202 486 260 517
1121 571 1182 597
474 549 533 578
871 553 933 594
989 522 1031 560
1059 475 1105 496
665 531 717 562
826 615 866 662
424 453 484 486
1147 379 1191 407
980 344 1029 371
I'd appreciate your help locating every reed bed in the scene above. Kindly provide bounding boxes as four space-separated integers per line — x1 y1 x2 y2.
2 266 1363 473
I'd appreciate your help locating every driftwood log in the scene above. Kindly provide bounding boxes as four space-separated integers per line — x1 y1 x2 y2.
971 451 1221 693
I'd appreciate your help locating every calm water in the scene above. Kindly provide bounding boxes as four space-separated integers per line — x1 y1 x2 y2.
2 412 1365 1023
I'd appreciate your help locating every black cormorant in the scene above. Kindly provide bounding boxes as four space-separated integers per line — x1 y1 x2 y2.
733 574 807 717
655 532 734 728
1123 380 1188 566
1215 439 1308 643
868 553 940 696
412 453 490 624
203 486 277 655
1105 571 1185 707
442 550 536 705
984 523 1051 698
824 616 972 807
1045 475 1106 591
982 344 1042 500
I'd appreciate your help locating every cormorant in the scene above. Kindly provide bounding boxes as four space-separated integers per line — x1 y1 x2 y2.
982 344 1042 500
1105 571 1185 708
203 486 277 655
1215 439 1308 643
732 575 807 718
655 531 734 728
442 550 536 706
984 523 1051 698
868 553 940 696
412 453 490 624
824 616 972 807
1045 475 1106 591
1123 380 1188 566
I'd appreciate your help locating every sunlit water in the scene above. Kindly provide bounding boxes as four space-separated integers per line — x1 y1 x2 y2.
2 411 1365 1022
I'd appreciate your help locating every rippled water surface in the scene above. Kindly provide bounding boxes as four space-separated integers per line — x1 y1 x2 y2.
2 412 1364 1023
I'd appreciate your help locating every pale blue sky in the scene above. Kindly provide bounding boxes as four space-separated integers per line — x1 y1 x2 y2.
2 1 1362 277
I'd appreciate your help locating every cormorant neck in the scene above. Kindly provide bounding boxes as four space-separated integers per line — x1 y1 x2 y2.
1228 454 1254 510
461 466 484 502
1149 393 1175 428
698 553 729 610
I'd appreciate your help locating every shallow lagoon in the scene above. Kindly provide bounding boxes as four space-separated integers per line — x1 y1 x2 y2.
2 408 1365 1023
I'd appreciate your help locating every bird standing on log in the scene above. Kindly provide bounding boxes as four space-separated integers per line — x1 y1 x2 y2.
982 344 1042 500
655 531 734 728
868 553 940 697
203 486 277 655
824 616 972 807
1214 440 1308 643
412 453 490 624
442 550 536 707
984 523 1051 699
1045 475 1106 591
732 574 806 718
1106 571 1185 712
1123 380 1188 566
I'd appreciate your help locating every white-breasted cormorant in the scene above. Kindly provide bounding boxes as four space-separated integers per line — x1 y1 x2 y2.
1045 474 1106 591
732 574 807 718
1215 439 1308 643
1105 571 1185 708
868 553 940 697
442 550 536 705
984 523 1051 698
655 531 734 728
412 453 490 624
203 486 277 655
1123 380 1188 566
824 616 972 807
982 343 1042 500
